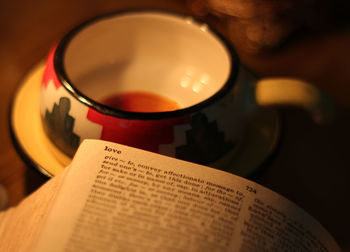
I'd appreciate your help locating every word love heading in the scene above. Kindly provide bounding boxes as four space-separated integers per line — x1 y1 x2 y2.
104 145 122 154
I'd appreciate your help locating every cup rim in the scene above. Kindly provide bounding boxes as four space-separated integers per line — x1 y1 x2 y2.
54 9 239 120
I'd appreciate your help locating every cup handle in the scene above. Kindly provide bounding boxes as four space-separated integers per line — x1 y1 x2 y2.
255 78 334 123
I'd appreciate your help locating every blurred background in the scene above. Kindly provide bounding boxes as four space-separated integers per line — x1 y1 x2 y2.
0 0 349 250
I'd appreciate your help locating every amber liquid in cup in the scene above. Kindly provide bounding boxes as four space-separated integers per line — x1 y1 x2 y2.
101 91 180 112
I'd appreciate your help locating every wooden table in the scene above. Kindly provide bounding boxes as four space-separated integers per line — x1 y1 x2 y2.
0 0 349 250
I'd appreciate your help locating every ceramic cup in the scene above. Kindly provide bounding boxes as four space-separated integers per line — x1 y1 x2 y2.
40 10 332 169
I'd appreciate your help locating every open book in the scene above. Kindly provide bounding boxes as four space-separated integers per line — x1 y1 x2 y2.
0 139 341 251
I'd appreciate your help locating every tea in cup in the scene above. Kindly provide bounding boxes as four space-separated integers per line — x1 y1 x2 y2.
100 91 180 112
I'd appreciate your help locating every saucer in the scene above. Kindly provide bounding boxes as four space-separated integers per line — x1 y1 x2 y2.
10 63 280 178
10 64 71 177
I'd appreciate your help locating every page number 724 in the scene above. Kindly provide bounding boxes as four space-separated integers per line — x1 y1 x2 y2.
246 185 257 194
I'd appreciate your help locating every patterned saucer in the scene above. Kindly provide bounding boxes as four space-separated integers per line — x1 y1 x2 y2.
10 63 280 178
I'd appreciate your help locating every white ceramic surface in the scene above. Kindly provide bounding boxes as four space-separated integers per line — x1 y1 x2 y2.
64 13 231 108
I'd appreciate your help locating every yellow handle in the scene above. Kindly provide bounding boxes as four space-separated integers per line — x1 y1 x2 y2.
255 78 334 123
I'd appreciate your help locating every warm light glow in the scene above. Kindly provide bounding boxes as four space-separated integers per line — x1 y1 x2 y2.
65 84 74 93
180 76 191 88
200 74 210 84
192 81 203 93
200 24 208 32
185 17 194 25
78 96 92 106
179 67 211 94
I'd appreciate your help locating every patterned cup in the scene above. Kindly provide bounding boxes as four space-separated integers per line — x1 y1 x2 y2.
40 10 333 169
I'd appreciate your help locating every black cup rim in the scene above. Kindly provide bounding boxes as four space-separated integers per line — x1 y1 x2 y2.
54 9 239 120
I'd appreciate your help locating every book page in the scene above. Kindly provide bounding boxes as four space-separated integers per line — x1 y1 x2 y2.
0 166 69 252
33 139 340 252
